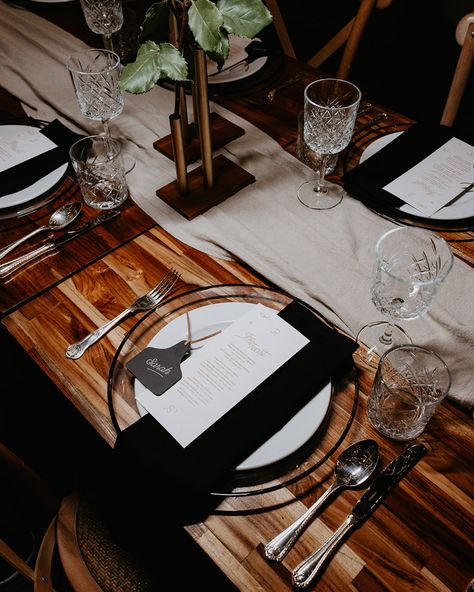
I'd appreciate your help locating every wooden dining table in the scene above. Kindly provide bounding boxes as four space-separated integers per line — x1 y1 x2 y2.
1 2 473 591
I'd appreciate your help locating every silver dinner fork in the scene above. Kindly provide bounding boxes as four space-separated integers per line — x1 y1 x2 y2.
65 268 181 360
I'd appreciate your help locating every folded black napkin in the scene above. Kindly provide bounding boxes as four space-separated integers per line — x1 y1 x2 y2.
342 123 473 213
113 300 357 511
0 119 82 198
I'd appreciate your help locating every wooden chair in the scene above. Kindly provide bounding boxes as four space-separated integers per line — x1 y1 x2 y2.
0 441 238 592
265 0 392 79
0 442 168 591
441 12 474 126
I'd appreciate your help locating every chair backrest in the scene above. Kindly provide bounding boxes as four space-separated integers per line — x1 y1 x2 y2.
265 0 392 79
440 12 474 126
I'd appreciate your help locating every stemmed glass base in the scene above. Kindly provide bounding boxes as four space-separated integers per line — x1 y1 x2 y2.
356 321 412 364
297 179 343 210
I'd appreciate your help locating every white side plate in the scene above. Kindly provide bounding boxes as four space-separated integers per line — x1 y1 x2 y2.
0 125 68 210
207 35 268 85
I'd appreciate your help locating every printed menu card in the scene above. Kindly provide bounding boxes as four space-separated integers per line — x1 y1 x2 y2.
136 304 309 447
115 301 358 496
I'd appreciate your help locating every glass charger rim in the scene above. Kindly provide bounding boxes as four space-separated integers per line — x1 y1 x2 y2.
343 122 474 232
107 283 359 497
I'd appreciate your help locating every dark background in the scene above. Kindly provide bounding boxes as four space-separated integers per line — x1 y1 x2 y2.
269 0 473 136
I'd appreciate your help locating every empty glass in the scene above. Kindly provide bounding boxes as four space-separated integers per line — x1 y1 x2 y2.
367 345 451 440
79 0 124 51
357 227 454 362
66 49 124 137
69 135 128 210
297 78 361 210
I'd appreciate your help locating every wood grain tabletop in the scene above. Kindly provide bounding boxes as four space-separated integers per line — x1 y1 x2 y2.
0 3 473 591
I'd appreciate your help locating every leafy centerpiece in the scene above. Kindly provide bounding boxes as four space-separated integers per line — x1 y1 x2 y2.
119 0 272 92
118 0 273 220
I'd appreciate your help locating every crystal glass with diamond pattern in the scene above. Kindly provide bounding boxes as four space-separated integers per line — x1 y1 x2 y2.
69 135 128 210
79 0 124 51
357 227 454 362
297 78 361 210
66 49 124 137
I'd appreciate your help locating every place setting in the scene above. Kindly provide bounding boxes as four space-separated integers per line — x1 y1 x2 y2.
342 120 474 232
103 282 361 518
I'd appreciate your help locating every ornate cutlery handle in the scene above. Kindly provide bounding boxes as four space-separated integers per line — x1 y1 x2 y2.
0 242 54 277
292 514 357 588
0 226 46 260
265 74 305 102
65 306 135 360
265 482 340 562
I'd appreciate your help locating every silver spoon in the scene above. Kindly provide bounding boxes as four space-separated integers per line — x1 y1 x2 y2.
0 201 82 260
264 439 379 562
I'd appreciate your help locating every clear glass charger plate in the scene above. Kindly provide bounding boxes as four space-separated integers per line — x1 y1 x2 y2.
107 284 358 497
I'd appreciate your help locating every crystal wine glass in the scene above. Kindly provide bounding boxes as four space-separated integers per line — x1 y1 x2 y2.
356 226 454 362
297 78 361 210
66 49 124 138
79 0 124 52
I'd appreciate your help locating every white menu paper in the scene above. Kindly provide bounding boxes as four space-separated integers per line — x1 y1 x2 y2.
136 304 310 448
383 137 474 216
0 126 55 172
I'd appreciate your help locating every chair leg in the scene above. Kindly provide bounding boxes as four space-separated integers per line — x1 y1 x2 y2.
337 0 378 79
441 22 474 126
0 537 35 583
34 517 56 592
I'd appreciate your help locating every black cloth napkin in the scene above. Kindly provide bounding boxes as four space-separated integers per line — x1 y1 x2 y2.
342 123 473 213
113 300 357 514
0 119 82 198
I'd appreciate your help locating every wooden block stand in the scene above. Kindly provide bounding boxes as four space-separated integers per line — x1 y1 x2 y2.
156 154 255 220
153 112 245 163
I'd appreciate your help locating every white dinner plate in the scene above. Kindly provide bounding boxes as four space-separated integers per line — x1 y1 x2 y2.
207 35 268 85
359 131 474 221
135 302 332 472
0 125 68 210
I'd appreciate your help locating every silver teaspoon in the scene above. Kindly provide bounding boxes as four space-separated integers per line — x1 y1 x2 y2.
0 201 82 260
264 439 379 562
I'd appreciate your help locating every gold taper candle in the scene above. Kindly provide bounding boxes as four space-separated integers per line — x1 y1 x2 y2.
169 113 188 195
193 48 213 189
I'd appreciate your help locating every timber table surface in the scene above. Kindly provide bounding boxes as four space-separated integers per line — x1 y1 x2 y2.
1 3 473 591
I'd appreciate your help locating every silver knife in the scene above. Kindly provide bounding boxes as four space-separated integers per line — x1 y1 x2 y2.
291 443 427 589
0 209 121 278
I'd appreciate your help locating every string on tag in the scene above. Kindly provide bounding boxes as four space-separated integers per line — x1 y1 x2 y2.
184 311 222 345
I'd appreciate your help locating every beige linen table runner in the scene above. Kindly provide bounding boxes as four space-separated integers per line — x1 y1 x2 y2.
1 2 473 409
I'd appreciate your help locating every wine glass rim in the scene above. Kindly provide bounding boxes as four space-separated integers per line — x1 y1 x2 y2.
304 78 361 110
375 226 454 284
379 344 452 395
65 49 121 75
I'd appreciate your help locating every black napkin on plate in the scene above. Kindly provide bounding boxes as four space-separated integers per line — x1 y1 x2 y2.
342 123 473 211
0 119 82 198
111 300 357 523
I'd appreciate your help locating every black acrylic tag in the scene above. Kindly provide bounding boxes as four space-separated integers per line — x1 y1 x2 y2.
126 340 191 396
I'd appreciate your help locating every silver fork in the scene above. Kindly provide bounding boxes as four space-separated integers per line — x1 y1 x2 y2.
65 268 181 360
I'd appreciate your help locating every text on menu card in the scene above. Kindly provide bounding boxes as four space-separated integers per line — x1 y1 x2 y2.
136 304 310 448
383 137 474 217
0 126 56 172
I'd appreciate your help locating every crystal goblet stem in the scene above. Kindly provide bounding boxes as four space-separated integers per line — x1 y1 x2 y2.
297 78 361 211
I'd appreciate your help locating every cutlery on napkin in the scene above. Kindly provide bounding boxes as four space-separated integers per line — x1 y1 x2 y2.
0 119 82 197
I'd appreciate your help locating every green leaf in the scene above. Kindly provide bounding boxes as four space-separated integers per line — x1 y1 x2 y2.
119 41 187 93
206 28 229 68
216 0 272 38
139 1 170 44
188 0 224 53
157 42 189 81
